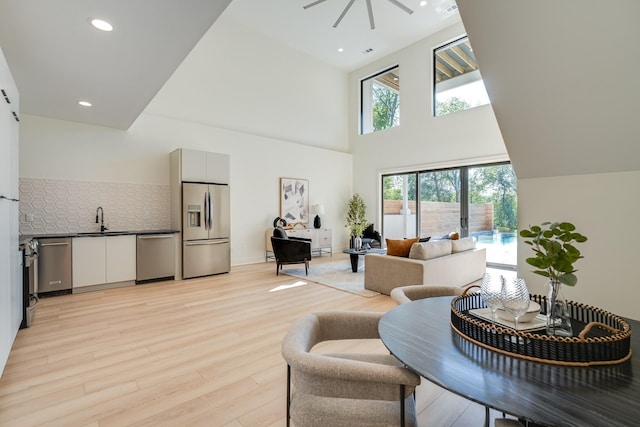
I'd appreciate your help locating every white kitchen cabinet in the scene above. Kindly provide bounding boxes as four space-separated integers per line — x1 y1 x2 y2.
72 235 136 288
72 237 107 288
0 47 20 376
106 235 136 283
177 148 229 184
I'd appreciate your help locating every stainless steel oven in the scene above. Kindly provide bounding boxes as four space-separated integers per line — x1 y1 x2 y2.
20 239 39 328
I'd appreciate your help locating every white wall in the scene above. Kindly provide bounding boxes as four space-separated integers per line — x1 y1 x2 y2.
518 171 640 319
144 15 349 153
19 113 353 265
348 22 508 226
18 15 354 264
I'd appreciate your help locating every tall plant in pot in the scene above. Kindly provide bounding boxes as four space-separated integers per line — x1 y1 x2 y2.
345 194 368 250
520 221 588 336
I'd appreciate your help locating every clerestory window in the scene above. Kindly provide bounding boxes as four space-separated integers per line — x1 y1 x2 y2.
434 36 490 116
360 66 400 135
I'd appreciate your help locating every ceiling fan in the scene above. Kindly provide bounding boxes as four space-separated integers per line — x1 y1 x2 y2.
303 0 414 30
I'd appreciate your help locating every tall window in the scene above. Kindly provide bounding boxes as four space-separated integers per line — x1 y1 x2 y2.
434 36 490 116
382 163 517 269
360 66 400 134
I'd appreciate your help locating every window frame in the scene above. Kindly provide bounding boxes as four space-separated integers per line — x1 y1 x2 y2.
433 35 489 117
359 65 400 135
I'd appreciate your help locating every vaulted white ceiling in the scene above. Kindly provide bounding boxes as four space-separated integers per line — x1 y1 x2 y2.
0 0 232 129
0 0 459 129
456 0 640 179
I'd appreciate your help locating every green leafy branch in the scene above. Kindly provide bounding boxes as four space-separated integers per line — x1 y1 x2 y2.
345 194 368 237
519 221 588 286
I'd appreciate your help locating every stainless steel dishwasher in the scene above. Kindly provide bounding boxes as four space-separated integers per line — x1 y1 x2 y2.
37 237 72 294
136 234 175 283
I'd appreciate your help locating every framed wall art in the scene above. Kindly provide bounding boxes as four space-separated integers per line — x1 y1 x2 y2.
280 178 309 224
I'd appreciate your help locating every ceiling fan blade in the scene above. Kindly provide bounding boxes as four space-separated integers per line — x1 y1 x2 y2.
333 0 357 28
303 0 328 9
387 0 414 14
366 0 375 29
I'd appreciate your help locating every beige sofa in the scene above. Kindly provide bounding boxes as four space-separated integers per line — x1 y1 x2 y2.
364 237 486 295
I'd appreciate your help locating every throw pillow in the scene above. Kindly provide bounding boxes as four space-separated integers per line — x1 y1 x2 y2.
452 236 477 253
409 239 452 260
386 237 419 257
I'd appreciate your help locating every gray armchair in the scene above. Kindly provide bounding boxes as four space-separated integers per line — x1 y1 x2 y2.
271 228 312 276
281 311 421 427
390 284 463 305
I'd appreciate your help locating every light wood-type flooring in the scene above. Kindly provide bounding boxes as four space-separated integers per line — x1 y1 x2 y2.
0 255 513 426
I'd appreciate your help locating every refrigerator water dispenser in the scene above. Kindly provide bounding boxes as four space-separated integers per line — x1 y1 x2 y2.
186 204 201 227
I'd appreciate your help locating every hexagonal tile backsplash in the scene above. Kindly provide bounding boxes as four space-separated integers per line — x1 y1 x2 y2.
19 178 171 235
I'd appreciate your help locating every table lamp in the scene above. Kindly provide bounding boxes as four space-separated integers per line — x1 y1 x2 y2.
312 204 324 229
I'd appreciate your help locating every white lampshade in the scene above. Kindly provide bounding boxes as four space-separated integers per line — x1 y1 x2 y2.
312 204 324 215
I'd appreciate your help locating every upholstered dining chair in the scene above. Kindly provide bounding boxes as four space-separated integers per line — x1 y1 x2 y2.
281 311 421 427
390 284 464 305
271 228 312 276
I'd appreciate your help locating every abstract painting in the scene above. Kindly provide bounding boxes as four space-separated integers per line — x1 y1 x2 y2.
280 178 309 224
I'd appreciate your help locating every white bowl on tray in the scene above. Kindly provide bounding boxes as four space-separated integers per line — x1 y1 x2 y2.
496 300 541 323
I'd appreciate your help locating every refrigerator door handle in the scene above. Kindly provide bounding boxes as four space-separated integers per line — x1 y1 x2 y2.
203 191 209 231
207 190 213 230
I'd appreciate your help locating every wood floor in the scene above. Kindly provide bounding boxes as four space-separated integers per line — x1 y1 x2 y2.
0 255 508 426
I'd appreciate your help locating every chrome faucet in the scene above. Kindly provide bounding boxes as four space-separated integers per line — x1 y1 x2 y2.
96 206 108 233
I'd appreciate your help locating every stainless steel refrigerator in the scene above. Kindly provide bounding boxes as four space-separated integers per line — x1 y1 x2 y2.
182 182 230 279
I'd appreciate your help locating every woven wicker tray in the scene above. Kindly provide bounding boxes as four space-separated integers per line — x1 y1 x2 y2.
450 293 632 366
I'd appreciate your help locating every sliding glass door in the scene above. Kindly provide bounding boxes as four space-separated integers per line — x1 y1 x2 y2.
382 173 416 239
381 162 517 268
468 164 517 268
417 169 461 239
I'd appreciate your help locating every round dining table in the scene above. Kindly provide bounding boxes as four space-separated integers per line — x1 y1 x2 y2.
378 296 639 427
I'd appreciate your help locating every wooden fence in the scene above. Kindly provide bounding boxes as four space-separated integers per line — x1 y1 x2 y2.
383 200 493 237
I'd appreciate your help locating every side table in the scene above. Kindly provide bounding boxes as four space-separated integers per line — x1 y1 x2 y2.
342 248 385 272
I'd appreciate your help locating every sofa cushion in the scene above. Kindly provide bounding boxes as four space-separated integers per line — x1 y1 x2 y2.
452 236 477 253
409 239 452 260
386 237 419 257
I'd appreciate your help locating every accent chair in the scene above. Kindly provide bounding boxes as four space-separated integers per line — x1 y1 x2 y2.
271 228 312 275
281 311 421 427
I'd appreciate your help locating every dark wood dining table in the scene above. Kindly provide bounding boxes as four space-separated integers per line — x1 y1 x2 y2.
378 296 640 427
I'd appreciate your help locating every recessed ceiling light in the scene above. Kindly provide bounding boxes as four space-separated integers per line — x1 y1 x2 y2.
78 101 92 107
338 48 344 53
89 18 113 32
419 1 427 6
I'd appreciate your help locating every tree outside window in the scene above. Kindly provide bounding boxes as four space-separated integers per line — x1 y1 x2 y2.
361 66 400 134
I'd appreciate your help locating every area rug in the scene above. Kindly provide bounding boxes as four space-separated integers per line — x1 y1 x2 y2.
281 257 379 298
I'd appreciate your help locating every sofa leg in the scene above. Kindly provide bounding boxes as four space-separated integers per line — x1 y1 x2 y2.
276 263 280 275
304 261 308 276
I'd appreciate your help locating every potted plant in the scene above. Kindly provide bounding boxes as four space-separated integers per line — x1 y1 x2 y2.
345 194 368 249
520 221 588 336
